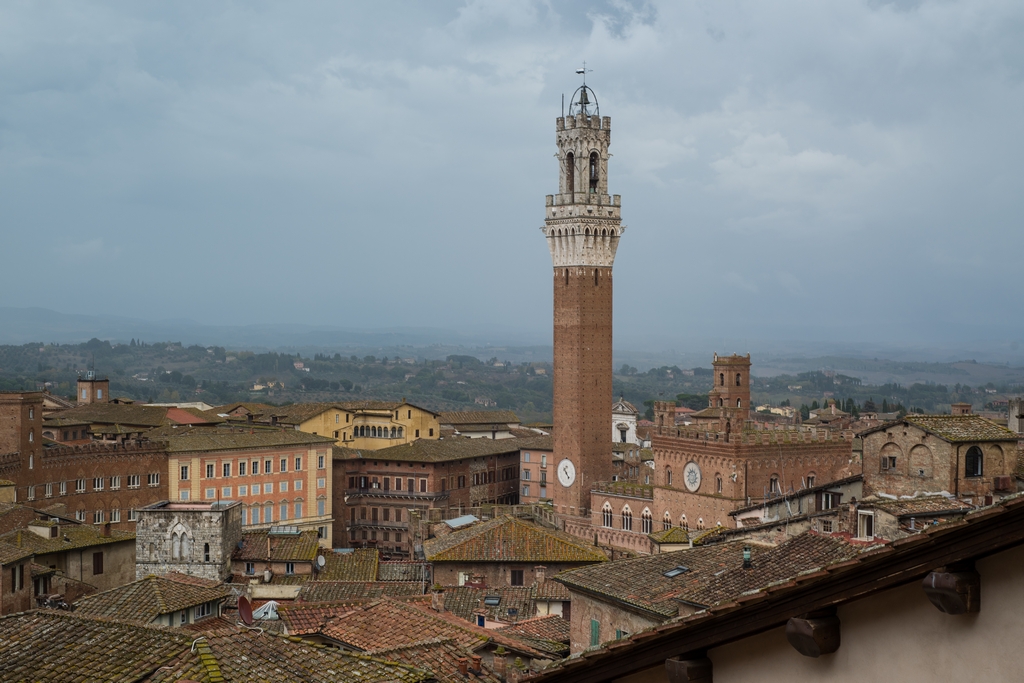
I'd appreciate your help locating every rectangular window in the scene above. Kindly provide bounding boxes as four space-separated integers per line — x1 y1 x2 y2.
76 479 85 493
523 452 530 463
206 464 214 479
238 461 247 476
541 454 547 467
59 481 67 496
820 519 833 533
75 509 86 521
195 602 211 619
181 466 189 481
110 476 121 490
11 564 24 592
295 456 302 471
429 428 434 437
318 454 325 469
522 486 530 497
242 508 248 525
128 509 138 521
205 488 215 499
252 461 259 477
127 475 140 489
407 478 414 492
264 483 272 494
93 477 104 491
510 569 524 586
395 508 402 522
92 552 103 575
280 503 288 521
223 462 231 477
92 510 104 524
294 479 302 491
371 507 379 521
279 481 288 492
394 477 402 491
591 620 600 647
317 477 326 489
222 486 232 497
246 562 255 575
180 610 187 625
264 504 272 523
383 507 390 522
110 509 121 522
264 460 272 474
280 458 287 472
858 512 874 540
27 486 35 500
415 430 420 438
383 477 390 491
285 562 295 575
148 473 160 487
419 479 427 493
317 499 325 517
252 507 260 525
295 502 302 518
523 469 531 481
239 485 248 496
180 490 190 501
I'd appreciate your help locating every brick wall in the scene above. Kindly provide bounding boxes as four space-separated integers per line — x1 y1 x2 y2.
567 589 662 655
553 266 614 517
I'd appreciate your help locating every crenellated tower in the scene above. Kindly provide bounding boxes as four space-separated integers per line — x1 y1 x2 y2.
542 83 624 517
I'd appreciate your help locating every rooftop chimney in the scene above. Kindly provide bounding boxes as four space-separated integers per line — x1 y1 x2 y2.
457 657 469 676
742 545 752 570
470 655 483 674
431 587 445 613
101 522 111 538
534 565 546 584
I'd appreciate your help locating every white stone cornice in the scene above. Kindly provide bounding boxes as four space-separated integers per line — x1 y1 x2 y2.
541 220 624 268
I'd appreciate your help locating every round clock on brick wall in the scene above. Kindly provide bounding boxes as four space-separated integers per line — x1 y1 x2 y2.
683 461 702 492
557 459 576 487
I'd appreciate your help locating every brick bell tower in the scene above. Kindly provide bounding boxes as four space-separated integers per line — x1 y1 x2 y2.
542 79 624 517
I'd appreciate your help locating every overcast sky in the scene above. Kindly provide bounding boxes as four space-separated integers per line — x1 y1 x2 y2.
2 1 1022 353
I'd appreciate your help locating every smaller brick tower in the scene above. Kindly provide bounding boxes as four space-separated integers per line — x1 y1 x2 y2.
76 371 109 405
707 353 751 439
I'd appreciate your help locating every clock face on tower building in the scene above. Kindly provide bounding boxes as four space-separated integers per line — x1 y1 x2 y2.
557 459 577 487
683 461 702 492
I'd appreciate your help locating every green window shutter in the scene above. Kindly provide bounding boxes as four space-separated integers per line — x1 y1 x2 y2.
591 619 600 647
615 629 622 640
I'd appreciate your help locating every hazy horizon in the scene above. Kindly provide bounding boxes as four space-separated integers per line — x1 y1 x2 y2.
3 2 1023 352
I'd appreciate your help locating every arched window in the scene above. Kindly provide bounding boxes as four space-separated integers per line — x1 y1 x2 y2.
680 514 688 529
602 503 613 528
697 518 705 530
28 430 33 443
663 512 672 531
769 475 780 495
716 474 723 494
720 373 725 386
589 152 599 192
171 533 181 560
641 509 653 535
965 446 984 478
397 427 403 438
204 543 210 562
718 398 723 407
736 399 742 408
736 373 741 386
666 468 672 486
621 506 633 532
566 152 575 194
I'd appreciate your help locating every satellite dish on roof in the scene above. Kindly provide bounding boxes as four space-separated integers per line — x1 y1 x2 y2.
238 595 253 626
316 555 326 568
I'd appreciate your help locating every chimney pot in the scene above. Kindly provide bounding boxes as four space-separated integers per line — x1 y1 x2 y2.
471 654 482 672
458 657 469 675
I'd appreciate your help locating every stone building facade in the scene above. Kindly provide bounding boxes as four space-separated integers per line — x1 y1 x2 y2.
134 501 242 581
860 414 1019 501
335 437 539 556
544 83 624 520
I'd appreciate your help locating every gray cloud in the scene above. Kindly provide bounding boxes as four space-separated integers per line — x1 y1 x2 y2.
1 0 1021 352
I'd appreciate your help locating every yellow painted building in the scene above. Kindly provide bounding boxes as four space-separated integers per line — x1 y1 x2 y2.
284 401 440 450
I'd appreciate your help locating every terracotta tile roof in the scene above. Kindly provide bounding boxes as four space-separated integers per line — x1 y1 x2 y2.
74 574 231 623
299 580 425 603
648 526 690 544
0 611 192 682
439 410 521 426
49 402 170 428
355 435 552 463
164 406 223 425
423 516 608 564
145 628 435 683
234 529 320 562
555 540 763 618
861 414 1019 443
509 427 551 440
156 426 336 453
317 548 379 581
0 523 135 554
370 637 502 683
495 615 570 655
867 495 975 517
320 598 489 652
680 534 864 608
378 560 431 582
534 579 570 601
211 402 284 417
278 601 370 635
441 585 536 623
0 539 34 564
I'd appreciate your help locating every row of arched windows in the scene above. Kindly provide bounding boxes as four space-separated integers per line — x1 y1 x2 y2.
355 425 403 439
719 372 742 387
564 151 601 194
